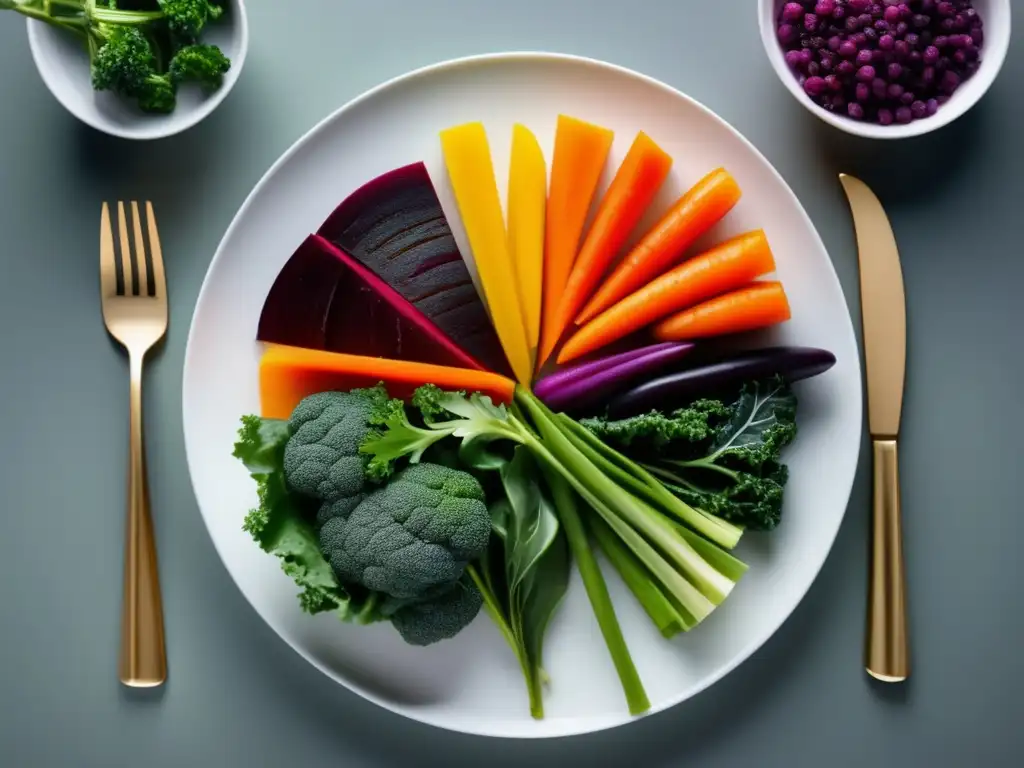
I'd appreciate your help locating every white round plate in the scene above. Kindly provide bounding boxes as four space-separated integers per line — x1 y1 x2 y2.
183 52 863 739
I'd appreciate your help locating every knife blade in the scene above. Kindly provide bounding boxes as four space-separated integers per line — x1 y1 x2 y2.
839 173 909 683
839 173 906 438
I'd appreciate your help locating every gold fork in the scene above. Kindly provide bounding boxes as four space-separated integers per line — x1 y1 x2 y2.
100 201 168 688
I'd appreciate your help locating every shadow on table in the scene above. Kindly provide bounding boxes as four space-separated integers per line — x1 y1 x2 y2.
803 94 994 206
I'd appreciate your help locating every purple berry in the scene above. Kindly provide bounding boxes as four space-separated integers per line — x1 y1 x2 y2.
874 78 889 98
856 82 871 101
940 69 960 93
848 102 865 119
895 105 913 123
820 53 835 71
864 27 878 42
953 49 966 65
912 13 930 29
955 33 972 49
965 61 980 77
878 108 894 125
888 62 903 79
895 21 909 37
884 5 901 23
908 50 922 65
883 0 900 6
963 45 978 61
879 33 895 50
778 24 798 45
894 40 910 58
910 100 928 119
815 0 835 16
901 91 915 105
804 13 820 32
825 74 842 91
781 1 805 22
859 13 874 28
837 60 856 76
904 32 919 47
922 65 936 84
870 3 882 14
873 49 888 63
887 82 905 99
785 50 804 68
940 17 956 33
934 34 948 48
926 98 939 115
829 35 842 52
920 0 935 12
856 49 874 66
800 49 815 65
937 2 955 17
804 75 828 96
809 35 827 50
807 61 821 76
970 27 983 46
853 32 868 46
848 0 870 11
856 65 876 82
839 39 857 58
924 45 940 64
937 93 950 104
952 13 968 32
874 19 890 32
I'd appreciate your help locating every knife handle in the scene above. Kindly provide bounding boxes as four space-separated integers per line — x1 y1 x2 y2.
866 439 909 682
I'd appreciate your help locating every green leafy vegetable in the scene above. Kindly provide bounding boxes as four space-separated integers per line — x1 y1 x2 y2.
470 447 571 719
581 378 798 531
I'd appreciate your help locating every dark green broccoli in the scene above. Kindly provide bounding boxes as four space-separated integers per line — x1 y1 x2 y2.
157 0 222 39
382 577 483 647
168 43 230 89
283 386 395 526
581 377 798 531
319 463 491 599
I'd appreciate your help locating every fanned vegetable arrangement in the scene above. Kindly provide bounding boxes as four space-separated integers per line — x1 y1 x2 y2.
233 115 840 721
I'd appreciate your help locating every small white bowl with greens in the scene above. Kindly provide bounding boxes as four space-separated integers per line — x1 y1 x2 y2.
5 0 248 140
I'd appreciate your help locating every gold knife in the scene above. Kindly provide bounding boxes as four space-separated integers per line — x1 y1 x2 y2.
839 173 909 683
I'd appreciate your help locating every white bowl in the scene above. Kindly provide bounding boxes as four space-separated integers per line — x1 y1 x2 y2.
758 0 1011 139
27 0 248 140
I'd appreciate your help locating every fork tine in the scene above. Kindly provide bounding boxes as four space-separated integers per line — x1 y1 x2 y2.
117 201 136 296
146 202 166 299
100 202 119 297
130 201 149 297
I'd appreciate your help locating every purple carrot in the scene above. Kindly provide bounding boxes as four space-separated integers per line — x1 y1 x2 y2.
534 342 680 401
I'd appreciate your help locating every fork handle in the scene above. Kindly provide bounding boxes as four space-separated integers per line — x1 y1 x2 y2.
119 353 167 687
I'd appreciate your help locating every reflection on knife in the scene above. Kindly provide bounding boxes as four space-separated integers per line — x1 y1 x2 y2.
839 173 910 684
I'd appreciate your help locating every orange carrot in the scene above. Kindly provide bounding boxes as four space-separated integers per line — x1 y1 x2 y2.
557 230 776 364
538 115 615 367
553 131 673 343
651 281 791 342
575 167 742 326
259 343 515 419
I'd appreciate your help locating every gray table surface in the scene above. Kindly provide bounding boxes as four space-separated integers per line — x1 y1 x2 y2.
1 2 1021 766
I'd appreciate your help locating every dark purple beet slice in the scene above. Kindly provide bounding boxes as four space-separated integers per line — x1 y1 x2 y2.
257 234 486 370
317 162 512 376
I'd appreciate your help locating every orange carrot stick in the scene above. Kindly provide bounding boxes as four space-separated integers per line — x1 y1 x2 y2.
651 281 791 342
538 115 615 367
553 131 673 343
576 167 742 326
557 230 776 364
259 343 515 419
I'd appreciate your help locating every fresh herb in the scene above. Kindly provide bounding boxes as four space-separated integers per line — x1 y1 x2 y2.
1 0 230 113
581 377 798 531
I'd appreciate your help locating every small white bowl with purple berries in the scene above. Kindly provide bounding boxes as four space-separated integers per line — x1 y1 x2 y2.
759 0 1011 138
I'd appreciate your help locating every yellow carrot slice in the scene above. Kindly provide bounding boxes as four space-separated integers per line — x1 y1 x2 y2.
507 123 547 369
440 122 533 385
538 115 615 367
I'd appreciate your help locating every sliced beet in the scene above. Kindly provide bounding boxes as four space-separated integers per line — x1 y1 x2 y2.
317 162 512 376
257 234 486 370
607 345 837 418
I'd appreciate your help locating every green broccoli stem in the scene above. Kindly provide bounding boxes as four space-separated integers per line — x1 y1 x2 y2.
466 564 545 719
91 7 164 26
5 2 88 33
540 466 650 716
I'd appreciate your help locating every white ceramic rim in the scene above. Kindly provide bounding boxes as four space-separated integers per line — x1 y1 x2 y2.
757 0 1012 139
25 0 250 141
182 51 863 738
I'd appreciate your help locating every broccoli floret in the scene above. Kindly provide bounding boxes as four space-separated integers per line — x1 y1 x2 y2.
283 387 393 525
382 578 483 647
168 43 230 89
90 24 155 95
157 0 222 39
318 463 491 599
